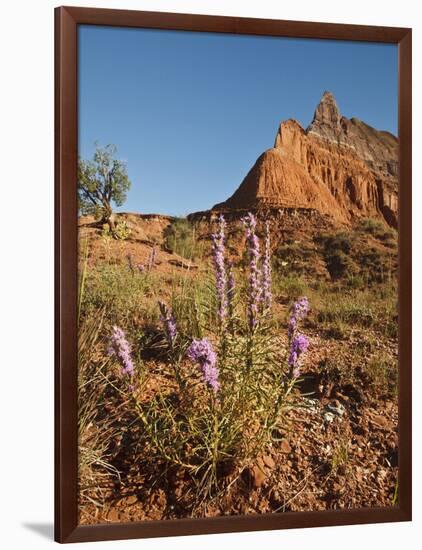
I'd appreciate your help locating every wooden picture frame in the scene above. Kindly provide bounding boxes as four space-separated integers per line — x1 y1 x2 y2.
55 5 412 543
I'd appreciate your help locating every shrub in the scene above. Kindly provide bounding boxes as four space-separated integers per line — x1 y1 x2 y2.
358 218 385 237
378 228 397 245
323 321 347 340
384 317 398 339
273 240 315 275
318 301 374 327
318 232 352 254
169 271 215 339
114 220 131 240
273 274 309 301
331 438 350 474
317 232 355 280
325 250 355 279
316 295 375 329
319 356 356 388
310 281 397 341
164 218 203 260
366 353 398 398
356 246 395 284
81 263 158 328
345 274 365 289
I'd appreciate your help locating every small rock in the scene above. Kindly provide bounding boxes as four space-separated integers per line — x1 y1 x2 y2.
370 414 390 429
377 468 387 480
336 392 350 403
280 440 291 453
168 258 198 269
107 509 120 522
125 495 138 506
250 464 266 488
325 402 346 417
263 454 276 469
257 456 265 468
323 412 335 423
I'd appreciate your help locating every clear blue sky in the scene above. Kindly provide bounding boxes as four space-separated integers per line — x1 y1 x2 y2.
78 25 398 216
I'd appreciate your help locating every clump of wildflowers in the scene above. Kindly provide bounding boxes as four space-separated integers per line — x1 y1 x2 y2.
287 297 310 378
242 212 262 330
108 326 134 377
187 338 220 393
262 220 272 313
211 215 228 325
159 301 177 347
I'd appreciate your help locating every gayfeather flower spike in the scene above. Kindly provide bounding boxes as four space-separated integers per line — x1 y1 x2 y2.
186 338 220 393
211 214 228 325
287 296 310 378
288 333 310 378
288 296 310 337
242 212 262 330
158 301 177 347
108 326 135 377
262 220 272 313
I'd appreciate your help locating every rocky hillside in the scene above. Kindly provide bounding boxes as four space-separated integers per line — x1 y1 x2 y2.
210 92 398 227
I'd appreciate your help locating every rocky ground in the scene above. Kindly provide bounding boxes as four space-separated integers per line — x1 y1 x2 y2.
79 344 398 524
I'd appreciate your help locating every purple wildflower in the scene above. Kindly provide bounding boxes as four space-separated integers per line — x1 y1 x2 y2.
290 333 309 356
211 215 228 325
287 296 310 378
288 296 310 339
293 296 310 318
138 263 145 273
288 333 309 378
186 338 220 393
158 301 177 347
287 315 296 337
108 326 134 377
242 212 262 330
262 221 272 312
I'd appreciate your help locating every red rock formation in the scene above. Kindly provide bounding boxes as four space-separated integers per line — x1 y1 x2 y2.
213 92 398 227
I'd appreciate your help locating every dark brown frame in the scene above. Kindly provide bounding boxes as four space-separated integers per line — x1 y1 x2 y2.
55 5 412 543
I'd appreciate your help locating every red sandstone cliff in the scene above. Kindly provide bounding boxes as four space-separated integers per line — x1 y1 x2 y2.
212 92 398 227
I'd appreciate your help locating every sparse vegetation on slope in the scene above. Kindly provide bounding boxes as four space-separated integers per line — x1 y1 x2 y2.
78 212 398 523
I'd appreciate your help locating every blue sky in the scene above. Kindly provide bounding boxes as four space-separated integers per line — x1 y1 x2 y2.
78 26 398 216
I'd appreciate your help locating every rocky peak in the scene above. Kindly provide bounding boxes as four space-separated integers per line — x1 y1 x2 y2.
310 90 341 130
306 92 398 177
207 92 398 228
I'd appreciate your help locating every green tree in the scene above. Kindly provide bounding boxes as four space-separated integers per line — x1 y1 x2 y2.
78 144 131 227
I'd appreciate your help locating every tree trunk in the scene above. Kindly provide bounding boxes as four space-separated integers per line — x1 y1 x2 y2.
100 202 115 231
